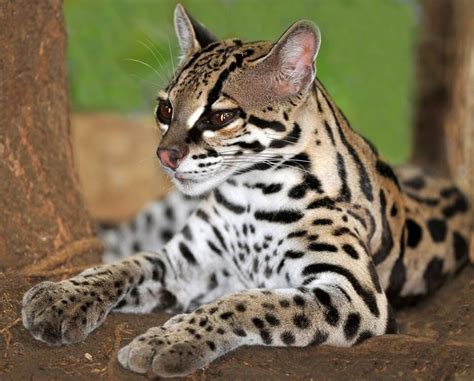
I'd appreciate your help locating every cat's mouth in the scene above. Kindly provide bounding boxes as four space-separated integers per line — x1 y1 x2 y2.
168 165 234 196
174 172 198 182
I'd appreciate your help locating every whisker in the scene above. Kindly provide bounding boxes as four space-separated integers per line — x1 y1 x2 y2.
224 158 313 177
136 155 158 165
222 163 256 176
166 36 176 74
219 153 310 163
264 134 301 144
127 73 162 88
137 40 170 81
224 158 311 165
125 58 167 83
218 151 300 157
144 36 174 79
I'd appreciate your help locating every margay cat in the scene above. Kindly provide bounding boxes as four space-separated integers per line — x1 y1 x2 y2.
22 5 470 378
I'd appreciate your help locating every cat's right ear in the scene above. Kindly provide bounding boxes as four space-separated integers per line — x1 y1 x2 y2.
259 20 321 98
174 4 217 58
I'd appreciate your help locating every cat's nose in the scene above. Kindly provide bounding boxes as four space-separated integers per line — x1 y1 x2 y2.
157 146 188 170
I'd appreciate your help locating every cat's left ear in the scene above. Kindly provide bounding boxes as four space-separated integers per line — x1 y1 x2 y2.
261 20 321 97
174 4 217 58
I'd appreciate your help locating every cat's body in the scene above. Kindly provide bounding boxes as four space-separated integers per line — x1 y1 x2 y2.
22 5 470 378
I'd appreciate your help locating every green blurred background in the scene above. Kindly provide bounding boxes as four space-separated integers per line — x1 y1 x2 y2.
63 0 417 163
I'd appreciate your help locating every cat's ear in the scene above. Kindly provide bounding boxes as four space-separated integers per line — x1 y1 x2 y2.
262 21 321 97
174 4 217 58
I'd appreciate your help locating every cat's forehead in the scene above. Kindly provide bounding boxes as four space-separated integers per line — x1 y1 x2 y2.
170 40 240 96
167 40 272 106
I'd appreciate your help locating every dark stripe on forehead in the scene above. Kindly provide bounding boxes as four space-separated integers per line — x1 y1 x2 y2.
206 50 246 108
166 41 221 91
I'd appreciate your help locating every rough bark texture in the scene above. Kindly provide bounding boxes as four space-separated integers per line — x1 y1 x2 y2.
0 0 103 272
412 0 474 217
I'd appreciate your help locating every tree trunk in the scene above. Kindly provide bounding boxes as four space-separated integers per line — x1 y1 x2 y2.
411 0 474 260
412 0 474 207
0 0 102 273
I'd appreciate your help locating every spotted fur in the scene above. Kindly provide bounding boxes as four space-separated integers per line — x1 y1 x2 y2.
22 5 471 378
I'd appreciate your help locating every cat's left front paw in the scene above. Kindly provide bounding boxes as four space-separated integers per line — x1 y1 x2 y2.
118 317 226 378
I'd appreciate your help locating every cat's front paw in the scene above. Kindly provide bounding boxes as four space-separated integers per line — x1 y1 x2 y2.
118 316 228 377
22 279 111 345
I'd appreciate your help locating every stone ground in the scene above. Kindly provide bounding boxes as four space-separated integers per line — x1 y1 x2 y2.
0 114 472 380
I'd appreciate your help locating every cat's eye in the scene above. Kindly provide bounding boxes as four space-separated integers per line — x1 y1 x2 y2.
156 101 173 124
208 110 237 127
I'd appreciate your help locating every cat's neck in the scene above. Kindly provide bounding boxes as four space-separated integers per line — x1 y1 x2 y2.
301 80 380 203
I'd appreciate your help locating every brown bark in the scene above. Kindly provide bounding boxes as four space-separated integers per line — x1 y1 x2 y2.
411 0 474 262
412 0 474 212
0 0 102 272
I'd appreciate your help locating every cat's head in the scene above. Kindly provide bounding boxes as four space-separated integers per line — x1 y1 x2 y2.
156 4 321 196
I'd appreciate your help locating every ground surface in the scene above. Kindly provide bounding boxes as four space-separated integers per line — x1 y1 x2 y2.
1 114 472 380
1 266 472 381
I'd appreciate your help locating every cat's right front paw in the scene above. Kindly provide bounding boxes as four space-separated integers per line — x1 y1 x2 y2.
22 280 111 345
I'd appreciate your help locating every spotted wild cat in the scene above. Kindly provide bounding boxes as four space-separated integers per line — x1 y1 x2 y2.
22 4 470 378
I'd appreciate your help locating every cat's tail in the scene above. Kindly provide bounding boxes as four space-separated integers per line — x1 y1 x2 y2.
387 165 471 308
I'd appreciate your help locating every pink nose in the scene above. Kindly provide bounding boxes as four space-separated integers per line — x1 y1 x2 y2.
157 146 188 170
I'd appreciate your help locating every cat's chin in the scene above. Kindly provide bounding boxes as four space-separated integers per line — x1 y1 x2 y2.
171 170 231 197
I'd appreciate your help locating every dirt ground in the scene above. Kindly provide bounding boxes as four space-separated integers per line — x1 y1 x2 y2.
1 114 472 380
1 266 472 381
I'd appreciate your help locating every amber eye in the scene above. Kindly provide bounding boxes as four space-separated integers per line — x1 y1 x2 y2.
156 101 173 124
208 110 237 127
